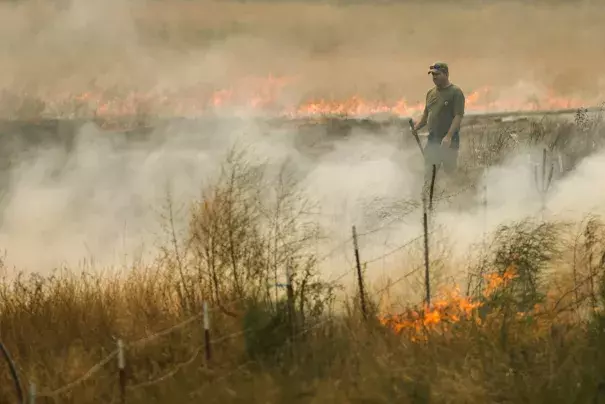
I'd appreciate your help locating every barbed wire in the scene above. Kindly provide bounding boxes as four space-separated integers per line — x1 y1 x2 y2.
35 321 251 398
126 327 249 391
131 313 338 395
31 299 245 397
185 315 338 400
28 225 426 398
127 315 202 349
4 138 580 401
14 179 473 400
15 146 597 401
37 350 118 397
30 212 428 396
126 348 200 390
373 265 424 296
325 232 427 287
363 234 425 266
306 180 477 270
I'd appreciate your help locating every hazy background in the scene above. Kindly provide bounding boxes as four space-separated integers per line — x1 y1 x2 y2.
1 0 604 111
0 0 604 282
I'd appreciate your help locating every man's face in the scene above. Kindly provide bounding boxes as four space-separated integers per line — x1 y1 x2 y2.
431 71 447 86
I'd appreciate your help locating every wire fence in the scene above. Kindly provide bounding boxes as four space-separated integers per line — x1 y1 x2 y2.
1 179 478 404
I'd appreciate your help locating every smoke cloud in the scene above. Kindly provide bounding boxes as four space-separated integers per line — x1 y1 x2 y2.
1 0 604 108
0 0 604 289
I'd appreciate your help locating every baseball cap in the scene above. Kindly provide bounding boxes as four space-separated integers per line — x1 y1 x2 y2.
428 62 449 75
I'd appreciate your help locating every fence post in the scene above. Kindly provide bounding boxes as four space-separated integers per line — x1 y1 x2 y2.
421 164 436 308
422 194 431 308
352 225 368 320
203 301 211 365
117 339 126 404
29 382 36 404
286 263 297 358
286 263 296 336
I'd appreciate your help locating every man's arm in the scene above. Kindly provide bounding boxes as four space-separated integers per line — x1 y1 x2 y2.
445 115 463 137
414 107 428 131
443 88 465 142
414 91 430 131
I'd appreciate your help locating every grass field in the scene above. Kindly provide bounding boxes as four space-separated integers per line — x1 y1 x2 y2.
2 1 605 403
1 109 605 403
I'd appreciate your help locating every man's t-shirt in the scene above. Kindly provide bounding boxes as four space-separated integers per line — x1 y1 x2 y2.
424 83 465 139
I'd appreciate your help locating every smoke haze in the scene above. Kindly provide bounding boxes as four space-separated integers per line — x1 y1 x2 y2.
0 0 604 287
1 0 604 106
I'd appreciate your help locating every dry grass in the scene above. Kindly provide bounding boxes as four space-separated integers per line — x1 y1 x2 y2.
1 112 605 403
2 203 605 403
2 1 605 402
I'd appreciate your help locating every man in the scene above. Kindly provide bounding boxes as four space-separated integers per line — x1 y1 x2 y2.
413 62 465 176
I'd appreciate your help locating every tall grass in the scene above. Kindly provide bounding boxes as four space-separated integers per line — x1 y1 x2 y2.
1 111 605 403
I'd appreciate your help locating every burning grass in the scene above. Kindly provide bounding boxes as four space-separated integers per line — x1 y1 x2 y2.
1 112 605 403
3 1 605 121
3 213 605 403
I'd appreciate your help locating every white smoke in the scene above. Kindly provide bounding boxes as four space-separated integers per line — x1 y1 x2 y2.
0 115 602 286
1 0 605 294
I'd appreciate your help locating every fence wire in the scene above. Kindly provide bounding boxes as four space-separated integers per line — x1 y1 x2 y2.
7 138 583 401
10 180 475 400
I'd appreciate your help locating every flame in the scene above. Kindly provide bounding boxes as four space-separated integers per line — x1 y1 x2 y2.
3 74 597 122
379 266 519 341
379 287 483 342
483 266 518 298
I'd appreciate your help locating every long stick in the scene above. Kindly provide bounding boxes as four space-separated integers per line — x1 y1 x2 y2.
352 225 367 319
539 148 555 220
408 119 425 156
429 164 436 212
542 148 547 193
0 342 23 404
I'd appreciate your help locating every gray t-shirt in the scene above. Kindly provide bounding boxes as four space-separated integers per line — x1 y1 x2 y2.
424 83 465 137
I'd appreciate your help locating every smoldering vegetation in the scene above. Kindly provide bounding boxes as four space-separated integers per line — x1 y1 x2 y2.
1 108 605 403
2 0 605 402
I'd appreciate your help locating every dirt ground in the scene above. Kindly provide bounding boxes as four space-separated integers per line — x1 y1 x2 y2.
0 0 603 111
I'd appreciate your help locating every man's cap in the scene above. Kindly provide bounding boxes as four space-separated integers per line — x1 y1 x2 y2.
428 62 449 75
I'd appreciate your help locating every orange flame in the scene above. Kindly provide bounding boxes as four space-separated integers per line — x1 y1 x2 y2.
379 266 519 341
5 74 598 121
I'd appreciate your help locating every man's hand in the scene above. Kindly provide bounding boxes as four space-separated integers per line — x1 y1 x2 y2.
442 114 463 147
414 108 428 132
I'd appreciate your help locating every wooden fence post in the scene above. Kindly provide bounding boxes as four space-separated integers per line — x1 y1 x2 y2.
352 225 367 319
422 164 436 308
286 263 296 336
203 301 211 365
117 339 126 404
29 382 36 404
